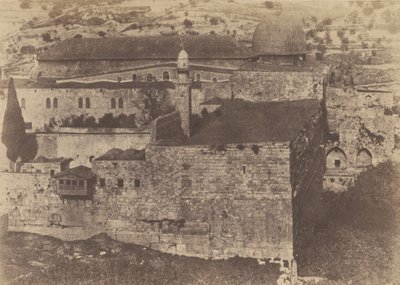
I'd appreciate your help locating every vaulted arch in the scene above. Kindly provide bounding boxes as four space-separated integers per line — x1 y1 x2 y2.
326 147 347 169
356 148 372 168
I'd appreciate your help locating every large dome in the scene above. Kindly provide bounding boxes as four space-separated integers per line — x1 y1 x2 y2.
252 16 306 55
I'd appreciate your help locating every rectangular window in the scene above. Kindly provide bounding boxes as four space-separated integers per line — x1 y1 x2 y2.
50 170 55 176
72 180 77 185
59 180 64 184
36 169 41 173
66 180 71 185
99 178 105 187
334 159 341 168
117 179 124 188
78 180 84 186
134 179 141 188
242 166 246 174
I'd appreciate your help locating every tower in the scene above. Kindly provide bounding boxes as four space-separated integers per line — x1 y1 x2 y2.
176 49 192 137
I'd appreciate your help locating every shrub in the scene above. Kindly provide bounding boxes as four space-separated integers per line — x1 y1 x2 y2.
264 1 274 9
20 0 31 9
183 19 193 28
74 34 82 38
98 31 106 37
209 17 219 25
236 144 245 151
42 33 52 42
384 107 393 115
251 145 260 154
20 45 36 54
321 17 332 25
49 6 63 18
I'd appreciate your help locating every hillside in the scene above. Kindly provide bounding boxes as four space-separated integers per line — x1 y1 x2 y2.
0 232 280 284
3 0 400 80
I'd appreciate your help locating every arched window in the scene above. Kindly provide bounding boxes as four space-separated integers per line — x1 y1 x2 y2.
21 98 25 109
116 76 122 83
132 74 137 81
78 98 83 109
46 98 51 109
212 77 218 83
53 98 58 109
111 98 116 109
118 98 123 109
85 98 90 109
147 73 153 81
326 147 347 169
196 74 201 81
163 71 170 81
356 149 372 168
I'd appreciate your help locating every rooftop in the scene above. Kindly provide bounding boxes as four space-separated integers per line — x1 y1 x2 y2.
95 148 145 161
252 16 307 55
0 79 175 90
53 165 96 180
28 156 70 164
159 99 320 146
37 35 252 61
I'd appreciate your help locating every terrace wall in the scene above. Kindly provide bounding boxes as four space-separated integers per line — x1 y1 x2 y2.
231 71 324 102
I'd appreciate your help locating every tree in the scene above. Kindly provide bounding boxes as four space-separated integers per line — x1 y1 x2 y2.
1 78 26 163
134 85 173 126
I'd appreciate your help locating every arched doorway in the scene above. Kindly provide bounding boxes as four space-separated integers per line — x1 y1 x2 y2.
356 149 372 168
326 147 347 169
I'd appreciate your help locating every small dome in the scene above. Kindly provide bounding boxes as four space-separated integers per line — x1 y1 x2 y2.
252 16 306 55
178 49 188 60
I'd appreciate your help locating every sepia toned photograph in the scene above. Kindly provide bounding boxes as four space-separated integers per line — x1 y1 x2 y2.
0 0 399 284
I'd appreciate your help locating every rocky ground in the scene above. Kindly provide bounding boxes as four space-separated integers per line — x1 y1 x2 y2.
0 231 280 285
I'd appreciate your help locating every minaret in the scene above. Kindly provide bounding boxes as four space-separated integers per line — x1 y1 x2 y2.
176 49 192 137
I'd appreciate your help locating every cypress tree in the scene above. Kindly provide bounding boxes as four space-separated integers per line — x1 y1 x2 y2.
1 78 26 162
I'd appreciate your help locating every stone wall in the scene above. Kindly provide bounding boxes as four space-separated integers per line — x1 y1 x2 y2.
1 142 294 261
9 88 173 131
290 106 325 252
150 111 182 143
231 71 324 102
324 87 396 191
34 131 151 167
